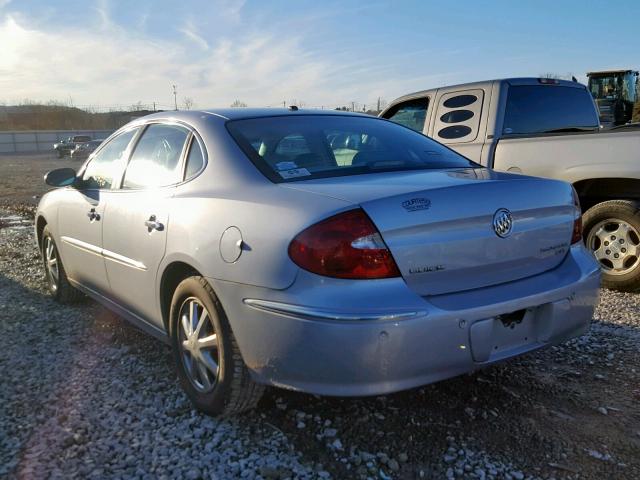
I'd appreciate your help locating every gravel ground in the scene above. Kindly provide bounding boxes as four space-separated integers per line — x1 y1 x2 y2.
0 154 639 479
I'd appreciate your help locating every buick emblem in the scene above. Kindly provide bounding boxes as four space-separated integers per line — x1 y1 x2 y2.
492 209 513 238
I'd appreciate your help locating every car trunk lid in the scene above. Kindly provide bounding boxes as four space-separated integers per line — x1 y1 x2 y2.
282 169 576 295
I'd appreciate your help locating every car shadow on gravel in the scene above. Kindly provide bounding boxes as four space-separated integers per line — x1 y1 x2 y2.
255 311 640 479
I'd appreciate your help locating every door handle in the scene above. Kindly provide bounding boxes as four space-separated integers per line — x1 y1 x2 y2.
87 208 100 221
144 215 164 232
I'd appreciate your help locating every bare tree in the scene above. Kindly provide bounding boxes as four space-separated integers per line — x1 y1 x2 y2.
129 101 144 112
289 99 305 108
230 99 248 108
183 97 194 110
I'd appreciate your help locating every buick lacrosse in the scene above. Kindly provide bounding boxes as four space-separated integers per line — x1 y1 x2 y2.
37 109 601 415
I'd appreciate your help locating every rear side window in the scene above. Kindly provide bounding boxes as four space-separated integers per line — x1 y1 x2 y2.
80 129 137 190
382 98 429 132
123 124 189 189
503 85 599 135
227 115 477 183
184 139 205 180
434 89 484 143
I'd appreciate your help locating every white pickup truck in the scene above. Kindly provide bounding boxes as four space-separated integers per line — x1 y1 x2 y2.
381 78 640 291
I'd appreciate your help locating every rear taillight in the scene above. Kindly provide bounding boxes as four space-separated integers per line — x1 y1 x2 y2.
571 187 583 244
288 209 400 279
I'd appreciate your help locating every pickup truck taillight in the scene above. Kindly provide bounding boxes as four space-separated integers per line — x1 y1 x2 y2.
288 209 401 279
571 187 583 244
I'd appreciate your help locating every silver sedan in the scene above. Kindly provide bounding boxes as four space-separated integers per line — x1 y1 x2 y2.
37 109 601 415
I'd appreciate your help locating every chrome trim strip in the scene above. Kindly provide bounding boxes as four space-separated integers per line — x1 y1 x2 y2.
102 248 147 271
243 298 427 322
60 236 103 256
60 236 146 270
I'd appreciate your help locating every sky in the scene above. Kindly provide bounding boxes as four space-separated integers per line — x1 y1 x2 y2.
1 0 639 110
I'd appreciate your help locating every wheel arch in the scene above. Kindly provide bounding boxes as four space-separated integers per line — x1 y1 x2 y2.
158 260 202 332
573 178 640 212
36 215 48 248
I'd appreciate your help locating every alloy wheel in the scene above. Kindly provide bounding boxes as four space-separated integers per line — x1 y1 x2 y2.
587 218 640 275
178 297 220 392
44 236 60 292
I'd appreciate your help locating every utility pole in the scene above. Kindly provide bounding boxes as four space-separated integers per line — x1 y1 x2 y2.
283 100 286 108
377 97 381 112
153 102 156 112
172 85 178 110
351 101 355 112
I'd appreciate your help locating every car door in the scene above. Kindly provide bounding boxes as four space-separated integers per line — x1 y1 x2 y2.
57 128 138 294
101 123 191 327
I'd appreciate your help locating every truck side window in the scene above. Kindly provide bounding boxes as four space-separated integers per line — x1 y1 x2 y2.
434 90 484 144
382 98 429 133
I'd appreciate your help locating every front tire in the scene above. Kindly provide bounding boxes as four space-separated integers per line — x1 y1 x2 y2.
583 200 640 292
41 226 83 303
169 276 264 416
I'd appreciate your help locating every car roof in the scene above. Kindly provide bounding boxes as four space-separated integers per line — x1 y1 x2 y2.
137 108 371 123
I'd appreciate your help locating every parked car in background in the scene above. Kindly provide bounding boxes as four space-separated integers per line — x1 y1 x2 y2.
382 78 640 291
70 139 103 161
53 135 92 158
36 109 600 415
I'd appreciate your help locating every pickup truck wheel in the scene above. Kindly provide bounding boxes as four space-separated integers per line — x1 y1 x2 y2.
169 276 264 416
583 200 640 292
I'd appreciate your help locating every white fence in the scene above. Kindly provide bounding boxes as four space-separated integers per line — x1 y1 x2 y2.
0 130 114 154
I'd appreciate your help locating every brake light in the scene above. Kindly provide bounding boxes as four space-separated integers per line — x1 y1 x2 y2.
288 209 401 279
538 78 560 84
571 187 583 244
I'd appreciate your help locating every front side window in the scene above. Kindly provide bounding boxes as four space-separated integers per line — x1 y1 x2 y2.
382 98 429 132
227 115 477 183
122 124 189 189
80 129 137 189
503 86 599 135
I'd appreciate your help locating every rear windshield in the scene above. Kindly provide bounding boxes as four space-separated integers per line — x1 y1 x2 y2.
503 85 599 135
226 115 477 182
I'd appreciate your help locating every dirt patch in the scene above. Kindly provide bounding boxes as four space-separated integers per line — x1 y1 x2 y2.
0 152 79 207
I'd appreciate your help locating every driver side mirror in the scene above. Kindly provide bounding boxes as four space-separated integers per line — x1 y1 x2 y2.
44 168 77 187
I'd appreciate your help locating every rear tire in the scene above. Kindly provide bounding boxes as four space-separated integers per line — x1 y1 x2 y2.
583 200 640 292
41 226 84 303
169 276 264 416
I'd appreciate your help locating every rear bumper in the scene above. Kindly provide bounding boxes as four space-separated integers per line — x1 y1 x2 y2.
209 244 601 396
